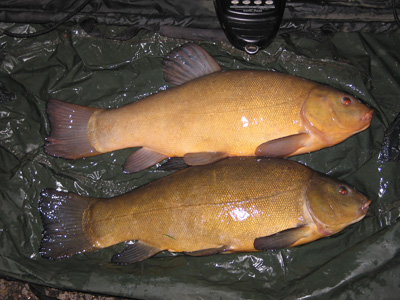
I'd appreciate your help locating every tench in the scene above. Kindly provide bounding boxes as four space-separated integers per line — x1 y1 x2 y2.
45 43 373 172
39 158 371 264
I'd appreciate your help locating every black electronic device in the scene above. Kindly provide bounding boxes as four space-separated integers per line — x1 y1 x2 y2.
214 0 286 54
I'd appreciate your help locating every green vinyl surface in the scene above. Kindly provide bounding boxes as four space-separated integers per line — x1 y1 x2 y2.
0 24 399 299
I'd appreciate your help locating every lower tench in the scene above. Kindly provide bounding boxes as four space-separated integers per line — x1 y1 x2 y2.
44 43 373 173
39 158 371 264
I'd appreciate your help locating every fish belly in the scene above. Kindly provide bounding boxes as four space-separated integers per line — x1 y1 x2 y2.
89 71 314 155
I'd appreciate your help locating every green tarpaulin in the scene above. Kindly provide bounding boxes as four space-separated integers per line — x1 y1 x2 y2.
0 23 399 299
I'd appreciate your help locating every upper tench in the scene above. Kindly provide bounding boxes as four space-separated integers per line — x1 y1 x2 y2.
39 158 371 264
45 43 373 173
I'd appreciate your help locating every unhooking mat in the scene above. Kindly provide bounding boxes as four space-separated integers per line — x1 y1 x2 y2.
0 23 399 299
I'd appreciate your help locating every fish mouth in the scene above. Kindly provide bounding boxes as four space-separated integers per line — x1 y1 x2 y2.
352 108 374 133
358 198 372 217
362 198 372 210
361 108 373 122
346 199 371 225
361 109 374 123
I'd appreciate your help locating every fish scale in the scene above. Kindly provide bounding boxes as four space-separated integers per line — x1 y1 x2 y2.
90 71 306 155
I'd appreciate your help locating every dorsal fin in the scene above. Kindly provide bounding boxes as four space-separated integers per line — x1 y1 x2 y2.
162 43 221 85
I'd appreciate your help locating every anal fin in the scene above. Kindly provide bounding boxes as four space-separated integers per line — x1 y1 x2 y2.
184 245 230 257
123 148 168 173
112 241 162 264
256 133 310 157
254 226 310 250
183 152 228 166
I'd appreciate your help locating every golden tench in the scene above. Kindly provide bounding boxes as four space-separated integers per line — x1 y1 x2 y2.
45 43 373 172
39 158 370 264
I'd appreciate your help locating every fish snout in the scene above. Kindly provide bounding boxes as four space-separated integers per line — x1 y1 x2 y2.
361 109 374 122
359 198 372 216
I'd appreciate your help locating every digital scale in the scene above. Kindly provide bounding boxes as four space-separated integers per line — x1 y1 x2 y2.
214 0 287 54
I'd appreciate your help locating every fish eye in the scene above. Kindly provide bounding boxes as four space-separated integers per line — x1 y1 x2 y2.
338 186 348 195
341 96 352 106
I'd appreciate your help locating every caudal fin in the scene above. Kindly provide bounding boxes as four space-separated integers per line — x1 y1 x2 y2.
45 99 101 158
39 189 98 259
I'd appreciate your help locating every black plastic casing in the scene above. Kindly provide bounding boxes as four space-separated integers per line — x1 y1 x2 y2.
214 0 286 54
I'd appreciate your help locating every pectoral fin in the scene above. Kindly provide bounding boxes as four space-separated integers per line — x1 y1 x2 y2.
184 245 230 257
123 148 168 173
256 133 310 157
112 241 162 264
183 152 229 166
254 226 310 250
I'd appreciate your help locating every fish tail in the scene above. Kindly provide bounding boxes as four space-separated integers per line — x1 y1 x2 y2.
39 189 97 259
45 99 101 158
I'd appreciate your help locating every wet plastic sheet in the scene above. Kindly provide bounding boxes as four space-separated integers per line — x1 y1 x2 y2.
0 0 399 36
0 24 400 299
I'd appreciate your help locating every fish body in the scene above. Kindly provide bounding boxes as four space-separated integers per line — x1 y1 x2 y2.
91 71 322 156
45 44 373 172
39 158 371 263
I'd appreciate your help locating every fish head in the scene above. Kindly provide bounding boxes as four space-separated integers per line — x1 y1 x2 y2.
305 174 371 236
303 86 373 144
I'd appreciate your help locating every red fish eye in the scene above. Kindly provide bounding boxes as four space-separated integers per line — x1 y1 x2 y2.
339 186 348 195
341 96 352 106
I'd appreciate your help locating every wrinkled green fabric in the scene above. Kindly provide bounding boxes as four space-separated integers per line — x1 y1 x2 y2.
0 24 399 299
